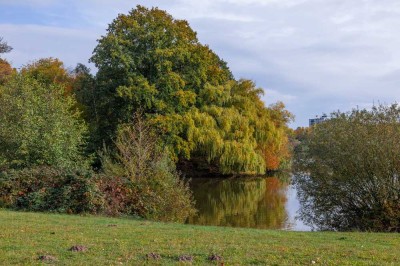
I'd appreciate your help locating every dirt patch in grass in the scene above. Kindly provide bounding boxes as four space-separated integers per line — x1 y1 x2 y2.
146 252 161 260
178 254 193 262
69 245 88 252
38 255 57 262
208 254 223 261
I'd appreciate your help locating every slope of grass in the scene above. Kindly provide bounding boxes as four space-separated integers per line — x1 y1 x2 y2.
0 209 399 265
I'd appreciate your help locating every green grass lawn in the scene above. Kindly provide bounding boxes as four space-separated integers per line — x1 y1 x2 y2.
0 209 399 265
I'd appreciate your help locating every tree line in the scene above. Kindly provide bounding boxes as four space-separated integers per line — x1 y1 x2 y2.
0 6 292 222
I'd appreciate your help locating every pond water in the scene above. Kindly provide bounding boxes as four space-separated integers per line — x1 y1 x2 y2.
186 177 310 231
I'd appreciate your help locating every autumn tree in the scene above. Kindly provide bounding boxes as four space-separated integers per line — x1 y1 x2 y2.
21 58 74 94
0 38 14 84
0 59 14 85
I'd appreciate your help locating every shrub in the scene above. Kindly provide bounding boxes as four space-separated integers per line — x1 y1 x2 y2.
101 114 196 222
0 166 104 214
0 74 88 170
96 174 138 217
132 156 196 222
294 104 400 232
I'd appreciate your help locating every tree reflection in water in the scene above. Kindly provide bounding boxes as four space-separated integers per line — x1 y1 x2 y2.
187 176 293 229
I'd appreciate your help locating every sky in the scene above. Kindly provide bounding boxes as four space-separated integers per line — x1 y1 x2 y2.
1 0 400 127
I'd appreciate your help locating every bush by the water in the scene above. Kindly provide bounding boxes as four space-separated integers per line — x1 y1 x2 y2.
101 114 195 222
0 166 103 213
0 163 194 222
295 104 400 232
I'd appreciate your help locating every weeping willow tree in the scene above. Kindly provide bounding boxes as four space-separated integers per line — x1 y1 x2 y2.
88 5 293 175
151 80 293 174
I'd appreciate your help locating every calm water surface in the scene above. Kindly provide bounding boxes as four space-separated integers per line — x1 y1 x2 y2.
186 177 310 231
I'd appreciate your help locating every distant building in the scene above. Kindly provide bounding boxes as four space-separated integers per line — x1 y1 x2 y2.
309 114 328 127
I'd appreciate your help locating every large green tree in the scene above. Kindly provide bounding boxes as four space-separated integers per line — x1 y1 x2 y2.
90 5 232 145
89 5 292 174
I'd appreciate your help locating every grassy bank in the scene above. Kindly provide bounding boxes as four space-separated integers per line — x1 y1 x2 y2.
0 210 399 265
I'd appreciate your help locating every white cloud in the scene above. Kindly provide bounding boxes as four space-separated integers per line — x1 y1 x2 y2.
331 14 354 25
262 88 297 105
0 24 98 69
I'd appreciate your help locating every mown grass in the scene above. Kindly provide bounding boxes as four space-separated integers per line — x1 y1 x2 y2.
0 209 399 265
